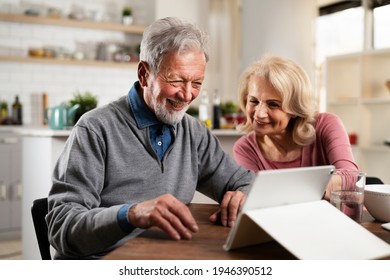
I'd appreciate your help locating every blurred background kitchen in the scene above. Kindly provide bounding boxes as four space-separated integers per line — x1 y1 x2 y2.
0 0 389 259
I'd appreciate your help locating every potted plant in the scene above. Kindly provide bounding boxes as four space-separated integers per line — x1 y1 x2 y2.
122 7 133 25
69 91 98 123
220 101 239 129
186 106 199 118
0 100 8 124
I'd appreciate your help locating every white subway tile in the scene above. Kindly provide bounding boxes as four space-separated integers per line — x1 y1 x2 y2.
10 71 32 82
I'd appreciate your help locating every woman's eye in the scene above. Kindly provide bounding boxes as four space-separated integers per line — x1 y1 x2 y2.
248 99 259 105
267 102 281 109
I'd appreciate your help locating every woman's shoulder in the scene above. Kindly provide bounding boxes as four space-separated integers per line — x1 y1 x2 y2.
234 131 257 149
315 112 341 126
314 112 347 139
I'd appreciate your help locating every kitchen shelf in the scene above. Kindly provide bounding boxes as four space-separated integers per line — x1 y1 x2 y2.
0 55 138 68
362 97 390 105
326 48 390 183
327 98 359 106
0 13 144 68
0 12 145 34
360 145 390 152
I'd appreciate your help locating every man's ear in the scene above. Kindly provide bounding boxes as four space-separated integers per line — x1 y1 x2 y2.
138 61 149 87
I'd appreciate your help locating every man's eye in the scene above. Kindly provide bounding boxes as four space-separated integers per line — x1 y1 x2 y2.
169 81 183 87
192 82 202 89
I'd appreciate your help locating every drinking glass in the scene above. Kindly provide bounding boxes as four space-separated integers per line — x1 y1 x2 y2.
329 169 366 223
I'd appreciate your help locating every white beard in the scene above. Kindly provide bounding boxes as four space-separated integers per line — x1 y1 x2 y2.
151 97 189 125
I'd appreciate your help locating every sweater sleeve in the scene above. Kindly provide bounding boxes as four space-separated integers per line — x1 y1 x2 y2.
315 113 359 171
47 124 132 259
193 122 255 202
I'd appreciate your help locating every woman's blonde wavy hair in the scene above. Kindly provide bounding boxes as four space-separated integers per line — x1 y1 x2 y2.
238 54 317 146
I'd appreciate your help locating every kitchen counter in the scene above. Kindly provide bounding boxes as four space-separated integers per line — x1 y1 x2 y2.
2 125 243 137
210 128 244 136
16 127 72 137
0 125 72 137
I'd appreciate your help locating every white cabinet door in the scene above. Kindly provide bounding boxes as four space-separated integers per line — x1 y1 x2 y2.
10 141 22 228
0 132 21 233
0 140 12 230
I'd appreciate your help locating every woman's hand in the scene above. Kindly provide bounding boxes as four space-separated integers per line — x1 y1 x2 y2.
324 174 343 200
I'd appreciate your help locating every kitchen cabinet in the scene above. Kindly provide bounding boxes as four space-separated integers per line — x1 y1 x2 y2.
0 12 145 68
326 48 390 183
211 129 244 156
19 128 69 260
0 130 22 240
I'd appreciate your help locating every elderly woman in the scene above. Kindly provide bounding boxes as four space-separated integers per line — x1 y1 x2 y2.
233 54 359 196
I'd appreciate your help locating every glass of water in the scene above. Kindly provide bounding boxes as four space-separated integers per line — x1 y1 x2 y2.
329 169 366 223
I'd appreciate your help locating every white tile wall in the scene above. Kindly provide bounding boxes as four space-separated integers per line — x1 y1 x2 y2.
0 0 155 125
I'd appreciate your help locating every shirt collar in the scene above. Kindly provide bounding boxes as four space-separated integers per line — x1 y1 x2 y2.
128 82 176 131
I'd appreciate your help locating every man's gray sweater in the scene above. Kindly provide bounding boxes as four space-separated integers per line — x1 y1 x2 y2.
47 95 255 259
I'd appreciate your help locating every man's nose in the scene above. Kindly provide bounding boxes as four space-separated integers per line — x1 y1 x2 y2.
179 83 193 102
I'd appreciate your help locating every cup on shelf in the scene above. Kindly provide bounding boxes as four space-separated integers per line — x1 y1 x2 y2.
348 132 358 145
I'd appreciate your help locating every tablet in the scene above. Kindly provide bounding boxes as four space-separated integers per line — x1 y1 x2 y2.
242 165 334 212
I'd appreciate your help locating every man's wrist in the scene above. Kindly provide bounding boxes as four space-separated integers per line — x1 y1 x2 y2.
117 203 137 232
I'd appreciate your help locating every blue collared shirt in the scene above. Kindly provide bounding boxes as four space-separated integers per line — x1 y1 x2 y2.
128 82 176 160
118 82 176 232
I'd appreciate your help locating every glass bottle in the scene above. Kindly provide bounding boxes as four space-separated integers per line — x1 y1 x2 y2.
212 89 221 129
198 90 211 128
12 95 23 125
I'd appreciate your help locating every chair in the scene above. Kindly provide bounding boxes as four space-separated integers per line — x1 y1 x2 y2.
31 197 51 260
366 176 384 185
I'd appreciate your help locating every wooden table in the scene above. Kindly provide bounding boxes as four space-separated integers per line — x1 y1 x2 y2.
102 203 390 260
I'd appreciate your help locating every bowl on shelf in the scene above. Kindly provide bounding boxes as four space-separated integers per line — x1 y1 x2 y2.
28 48 45 57
364 184 390 222
386 80 390 94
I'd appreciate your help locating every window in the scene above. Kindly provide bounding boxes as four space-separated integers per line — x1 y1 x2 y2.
373 4 390 49
315 6 364 64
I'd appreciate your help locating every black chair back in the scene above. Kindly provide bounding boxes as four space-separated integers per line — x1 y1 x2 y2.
31 197 51 260
366 177 384 185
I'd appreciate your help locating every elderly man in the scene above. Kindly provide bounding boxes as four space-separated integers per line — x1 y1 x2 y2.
47 17 255 259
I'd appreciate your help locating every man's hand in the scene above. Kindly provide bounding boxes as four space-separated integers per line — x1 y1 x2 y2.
209 191 246 227
128 194 199 240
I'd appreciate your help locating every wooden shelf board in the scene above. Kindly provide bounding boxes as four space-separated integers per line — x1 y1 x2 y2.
0 55 138 68
327 99 360 106
362 98 390 105
360 145 390 152
0 12 145 34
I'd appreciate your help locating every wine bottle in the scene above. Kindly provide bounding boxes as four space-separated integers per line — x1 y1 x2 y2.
12 95 23 125
212 89 221 129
